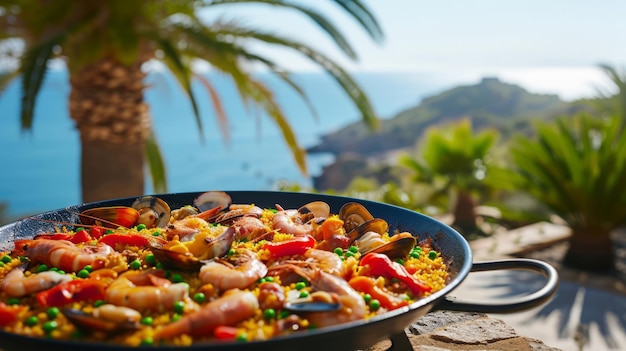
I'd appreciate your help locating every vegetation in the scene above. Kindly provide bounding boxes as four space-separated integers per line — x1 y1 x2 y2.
399 118 498 237
507 113 626 270
0 0 381 203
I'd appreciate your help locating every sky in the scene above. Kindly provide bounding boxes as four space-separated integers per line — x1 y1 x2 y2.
201 0 626 100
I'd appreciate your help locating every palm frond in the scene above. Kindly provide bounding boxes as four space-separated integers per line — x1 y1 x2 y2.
332 0 384 42
19 35 61 129
153 36 203 140
206 0 355 59
145 130 168 193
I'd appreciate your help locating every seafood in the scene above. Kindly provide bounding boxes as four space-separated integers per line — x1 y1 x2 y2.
62 304 141 332
273 209 313 236
13 239 114 272
231 215 268 241
105 270 189 312
155 289 258 339
193 190 232 213
79 206 139 228
153 227 236 270
211 204 264 225
339 202 374 233
131 196 171 228
199 249 268 290
1 263 72 297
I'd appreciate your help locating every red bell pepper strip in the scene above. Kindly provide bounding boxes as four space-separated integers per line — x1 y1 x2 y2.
213 325 238 340
34 233 73 241
69 229 93 244
262 235 316 259
36 279 107 307
359 253 431 295
98 233 149 248
90 226 106 239
34 230 93 244
349 276 409 310
0 303 26 327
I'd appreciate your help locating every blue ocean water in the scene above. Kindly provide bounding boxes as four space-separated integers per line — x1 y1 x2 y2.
0 69 458 218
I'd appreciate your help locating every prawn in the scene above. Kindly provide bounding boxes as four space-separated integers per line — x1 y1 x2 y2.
155 289 258 340
105 270 189 312
289 266 366 328
13 239 113 272
1 263 72 297
272 209 313 236
199 249 268 290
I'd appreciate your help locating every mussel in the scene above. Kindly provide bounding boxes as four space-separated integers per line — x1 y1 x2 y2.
360 235 416 260
62 305 141 333
79 206 140 228
339 202 374 233
132 196 171 228
346 218 389 244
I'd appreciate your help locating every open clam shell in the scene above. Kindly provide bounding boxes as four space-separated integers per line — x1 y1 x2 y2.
132 196 171 228
339 202 375 233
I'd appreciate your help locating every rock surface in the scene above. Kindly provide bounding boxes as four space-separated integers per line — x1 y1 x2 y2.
367 310 561 351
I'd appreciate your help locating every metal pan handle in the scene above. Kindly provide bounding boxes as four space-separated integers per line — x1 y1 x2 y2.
436 258 559 313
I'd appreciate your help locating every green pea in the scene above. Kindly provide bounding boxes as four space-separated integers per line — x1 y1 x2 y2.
130 259 141 270
141 316 153 326
236 333 248 342
264 276 274 282
279 310 290 319
36 264 49 273
263 308 276 320
50 267 59 272
227 249 235 256
345 251 355 258
363 294 372 304
348 246 359 253
333 248 343 256
171 313 182 322
428 250 437 260
7 298 19 305
193 293 206 304
24 316 39 326
410 251 420 259
395 259 404 265
77 269 90 279
83 265 93 273
105 229 115 234
295 282 306 290
141 337 154 346
136 224 147 231
19 256 27 262
1 255 12 264
156 262 164 269
171 273 184 283
42 320 58 333
369 299 381 311
298 291 309 298
57 270 65 275
145 254 156 265
46 307 60 320
152 231 161 237
76 227 85 232
174 301 185 314
94 300 106 307
0 262 4 267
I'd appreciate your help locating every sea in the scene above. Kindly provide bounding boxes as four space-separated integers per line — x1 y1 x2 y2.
0 66 607 219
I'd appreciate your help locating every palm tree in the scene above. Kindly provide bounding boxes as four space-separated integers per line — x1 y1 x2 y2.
399 118 498 236
0 0 382 202
508 113 626 270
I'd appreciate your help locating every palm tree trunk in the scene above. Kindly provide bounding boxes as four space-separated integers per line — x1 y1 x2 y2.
68 58 151 202
564 229 614 271
452 189 478 237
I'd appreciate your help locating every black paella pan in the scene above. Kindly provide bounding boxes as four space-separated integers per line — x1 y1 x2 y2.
0 191 559 351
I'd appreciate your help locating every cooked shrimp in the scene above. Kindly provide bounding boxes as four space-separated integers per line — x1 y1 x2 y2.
272 209 313 236
232 216 268 241
199 249 268 290
292 267 365 328
105 270 189 312
155 289 258 340
14 239 113 272
302 249 345 277
1 263 72 297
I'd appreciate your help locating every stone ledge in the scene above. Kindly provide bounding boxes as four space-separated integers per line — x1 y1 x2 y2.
367 311 562 351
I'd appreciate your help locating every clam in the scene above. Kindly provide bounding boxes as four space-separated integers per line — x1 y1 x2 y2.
131 196 171 228
79 206 140 228
360 235 416 260
346 218 389 243
298 201 331 220
62 304 141 333
193 191 232 213
212 205 264 225
339 202 374 233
